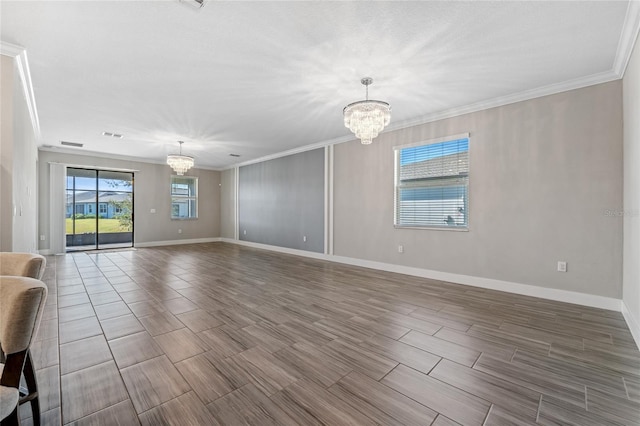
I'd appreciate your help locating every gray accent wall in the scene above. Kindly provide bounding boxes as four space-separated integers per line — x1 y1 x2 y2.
623 32 640 337
238 149 324 253
334 81 623 299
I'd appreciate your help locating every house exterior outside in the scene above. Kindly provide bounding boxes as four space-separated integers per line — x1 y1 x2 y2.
66 191 131 219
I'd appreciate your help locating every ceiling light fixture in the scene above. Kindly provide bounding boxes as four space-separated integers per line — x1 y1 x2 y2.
167 141 194 175
343 77 391 145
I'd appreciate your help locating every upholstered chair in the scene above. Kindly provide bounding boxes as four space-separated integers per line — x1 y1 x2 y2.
0 277 47 426
0 254 46 281
0 253 47 426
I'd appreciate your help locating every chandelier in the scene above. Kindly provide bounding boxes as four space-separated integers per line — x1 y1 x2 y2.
167 141 194 175
343 77 391 144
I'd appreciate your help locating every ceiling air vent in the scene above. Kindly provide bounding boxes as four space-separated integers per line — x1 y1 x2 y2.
60 141 83 148
102 132 123 138
229 154 241 157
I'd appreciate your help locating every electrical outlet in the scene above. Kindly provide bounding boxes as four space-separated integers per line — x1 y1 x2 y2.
398 245 404 253
40 235 45 241
303 236 307 242
178 229 182 234
243 230 247 235
150 208 156 214
557 261 567 272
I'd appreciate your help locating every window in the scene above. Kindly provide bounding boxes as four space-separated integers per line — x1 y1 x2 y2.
87 204 93 214
394 134 469 229
99 204 107 214
171 176 198 219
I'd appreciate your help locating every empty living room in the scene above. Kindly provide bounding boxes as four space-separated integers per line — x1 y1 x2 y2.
1 1 639 425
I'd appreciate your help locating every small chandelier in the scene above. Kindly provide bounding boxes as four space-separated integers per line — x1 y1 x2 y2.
167 141 194 175
343 77 391 144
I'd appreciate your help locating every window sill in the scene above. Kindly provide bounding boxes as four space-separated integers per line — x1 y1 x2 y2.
394 225 469 232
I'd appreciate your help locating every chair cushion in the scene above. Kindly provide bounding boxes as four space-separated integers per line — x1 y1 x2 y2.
0 277 48 354
0 385 18 420
0 253 46 280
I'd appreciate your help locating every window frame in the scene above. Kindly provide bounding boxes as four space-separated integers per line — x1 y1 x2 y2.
393 133 470 231
170 175 198 220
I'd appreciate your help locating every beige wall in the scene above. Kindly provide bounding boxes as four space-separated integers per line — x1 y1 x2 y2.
220 168 236 239
38 150 221 250
0 55 13 251
1 53 39 253
623 32 640 337
334 81 623 299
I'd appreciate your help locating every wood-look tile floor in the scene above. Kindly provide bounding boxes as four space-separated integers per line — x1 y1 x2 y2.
24 242 640 425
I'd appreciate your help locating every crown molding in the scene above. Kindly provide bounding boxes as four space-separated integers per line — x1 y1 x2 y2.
228 133 354 170
226 68 621 171
226 2 640 171
613 0 640 77
1 41 41 142
39 145 223 172
0 41 23 57
386 69 621 133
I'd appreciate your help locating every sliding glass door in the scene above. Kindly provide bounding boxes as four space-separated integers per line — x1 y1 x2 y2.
66 168 134 251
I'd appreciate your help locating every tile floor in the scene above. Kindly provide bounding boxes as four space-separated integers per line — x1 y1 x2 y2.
20 242 640 425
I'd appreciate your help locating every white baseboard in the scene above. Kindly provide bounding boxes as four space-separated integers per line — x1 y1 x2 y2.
220 238 622 312
622 301 640 350
38 249 54 255
135 237 221 248
222 238 328 260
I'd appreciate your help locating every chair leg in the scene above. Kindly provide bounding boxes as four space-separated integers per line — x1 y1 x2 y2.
21 351 39 426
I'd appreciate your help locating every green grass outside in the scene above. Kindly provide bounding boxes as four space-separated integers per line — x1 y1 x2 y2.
66 218 130 234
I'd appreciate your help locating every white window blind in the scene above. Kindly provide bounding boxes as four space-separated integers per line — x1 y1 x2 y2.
171 176 198 219
394 135 469 229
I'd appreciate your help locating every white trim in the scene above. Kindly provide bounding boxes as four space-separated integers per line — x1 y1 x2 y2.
622 300 640 350
39 146 223 171
324 146 334 255
1 42 41 142
220 238 328 261
387 71 621 134
219 238 622 312
135 237 221 248
328 145 334 256
49 162 140 173
613 0 640 77
234 166 239 240
227 137 352 170
324 147 329 254
0 41 24 57
223 70 622 173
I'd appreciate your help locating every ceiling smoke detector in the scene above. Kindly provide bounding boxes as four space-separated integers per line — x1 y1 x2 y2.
180 0 206 9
